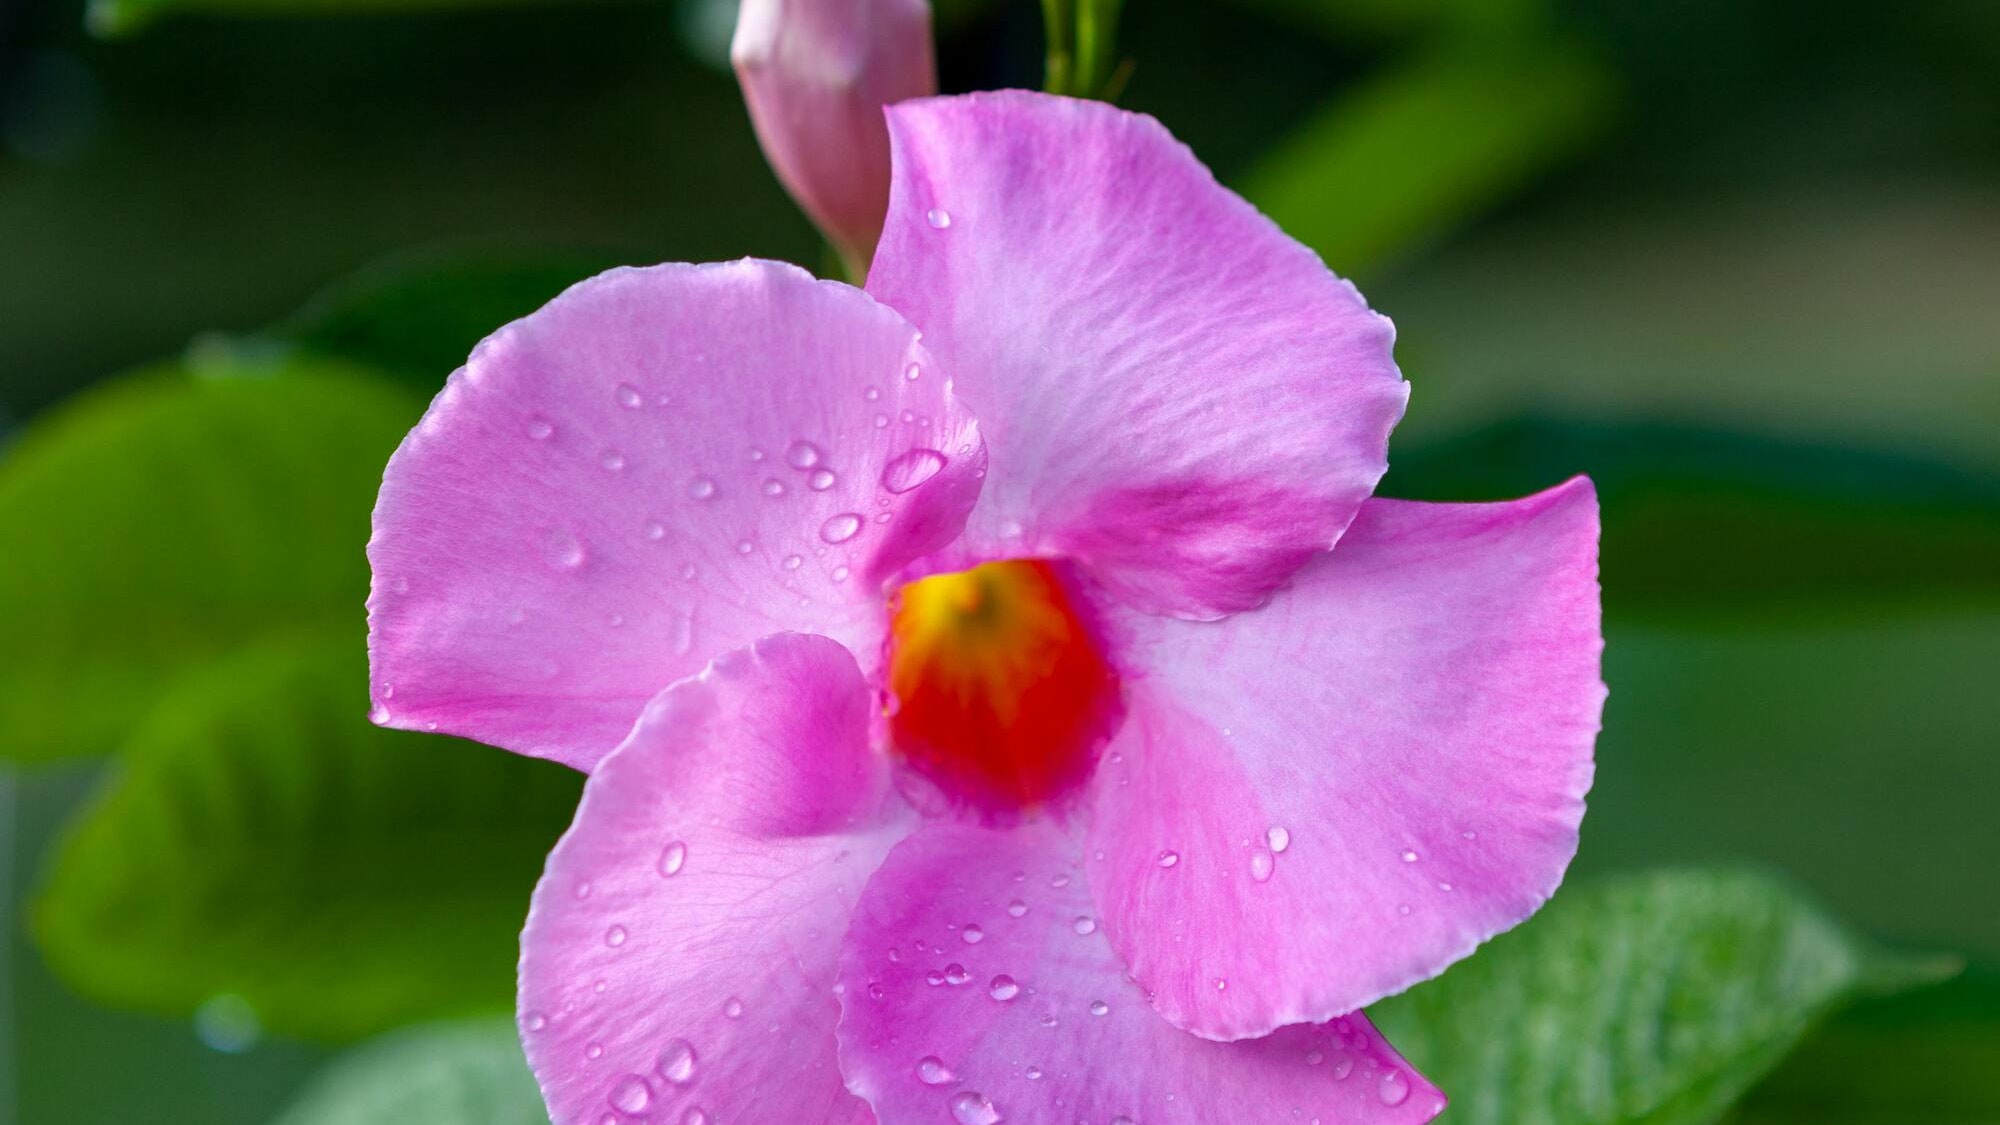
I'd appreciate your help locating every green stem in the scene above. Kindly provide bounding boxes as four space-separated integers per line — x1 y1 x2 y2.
1042 0 1075 95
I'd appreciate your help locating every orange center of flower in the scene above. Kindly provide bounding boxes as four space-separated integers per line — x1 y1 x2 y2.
886 560 1121 811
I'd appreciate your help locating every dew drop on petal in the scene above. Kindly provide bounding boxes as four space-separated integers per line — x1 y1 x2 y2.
808 468 837 491
644 520 667 541
1073 916 1097 935
917 1056 956 1085
904 362 922 381
523 1011 548 1032
762 478 787 497
656 1039 698 1085
683 1108 711 1125
1157 850 1180 868
1333 1056 1355 1081
881 448 947 493
961 924 984 945
1249 850 1275 883
1089 1000 1110 1016
949 1091 999 1125
609 1075 652 1113
688 475 718 500
820 513 863 544
586 1042 604 1060
659 841 687 877
1378 1069 1411 1106
1401 850 1419 863
527 416 555 440
944 963 970 986
786 440 823 469
783 554 803 571
604 925 627 948
926 208 953 229
1007 899 1028 918
615 383 643 409
989 975 1020 1001
1267 826 1291 853
723 996 744 1019
600 449 626 472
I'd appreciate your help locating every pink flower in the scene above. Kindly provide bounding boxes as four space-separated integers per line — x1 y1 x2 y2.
368 92 1603 1125
732 0 935 278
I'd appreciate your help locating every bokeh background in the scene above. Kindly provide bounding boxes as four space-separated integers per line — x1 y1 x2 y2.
2 0 1996 1121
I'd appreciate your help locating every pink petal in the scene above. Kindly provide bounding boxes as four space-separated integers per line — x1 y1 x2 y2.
733 0 935 277
865 91 1407 620
1088 479 1604 1040
519 632 907 1125
368 260 984 770
836 820 1445 1125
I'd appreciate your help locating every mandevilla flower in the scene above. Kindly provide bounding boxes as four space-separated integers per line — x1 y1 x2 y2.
732 0 935 278
367 93 1603 1124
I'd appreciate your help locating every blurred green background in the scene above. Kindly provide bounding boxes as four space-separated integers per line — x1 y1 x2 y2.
2 0 1996 1122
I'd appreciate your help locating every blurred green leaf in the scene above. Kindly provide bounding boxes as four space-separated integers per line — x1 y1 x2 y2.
270 1020 548 1125
32 638 582 1041
274 247 625 394
0 360 422 763
1727 969 2000 1125
1227 0 1547 41
87 0 574 40
1384 418 2000 611
1371 869 1956 1125
1241 37 1615 276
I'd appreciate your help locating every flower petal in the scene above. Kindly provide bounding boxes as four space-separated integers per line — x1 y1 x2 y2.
866 91 1406 619
1087 479 1604 1040
368 259 984 770
518 632 907 1125
836 820 1444 1125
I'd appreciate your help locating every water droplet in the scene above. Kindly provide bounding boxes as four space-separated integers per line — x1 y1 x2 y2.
1305 1050 1324 1066
881 448 947 493
762 478 787 497
600 449 626 471
1072 916 1096 935
574 880 593 900
615 383 643 409
688 475 718 500
1400 850 1419 863
873 413 891 429
926 970 945 986
527 417 555 440
1089 1000 1110 1016
820 513 863 544
545 530 587 571
864 386 881 401
917 1056 956 1085
786 440 823 469
656 1038 698 1085
1267 826 1291 853
1051 874 1072 889
524 1011 548 1032
831 564 851 582
586 1042 604 1060
735 539 754 556
1025 1066 1042 1080
948 1091 999 1125
644 520 667 541
782 554 803 571
609 1075 652 1113
723 996 744 1019
1378 1069 1411 1106
682 1108 710 1125
944 963 971 986
1437 881 1454 892
604 925 627 948
659 841 687 876
1213 978 1228 991
1250 850 1275 883
1333 1056 1356 1080
1398 903 1412 916
1111 1117 1135 1125
926 208 953 230
904 362 922 381
1007 899 1028 918
989 975 1020 1001
804 467 837 492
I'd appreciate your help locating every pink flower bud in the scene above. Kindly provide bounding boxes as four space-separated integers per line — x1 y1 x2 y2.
732 0 936 278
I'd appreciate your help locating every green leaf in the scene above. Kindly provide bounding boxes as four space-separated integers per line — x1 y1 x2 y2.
32 638 583 1041
1728 968 2000 1125
1383 418 2000 612
0 359 423 763
1241 37 1615 277
1370 869 1956 1125
271 1020 549 1125
273 247 625 394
